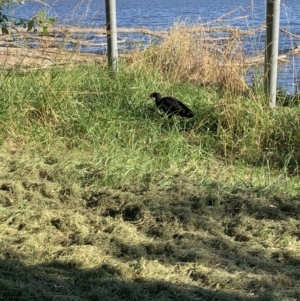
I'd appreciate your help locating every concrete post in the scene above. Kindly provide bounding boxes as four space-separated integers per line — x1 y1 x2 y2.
105 0 118 72
264 0 281 108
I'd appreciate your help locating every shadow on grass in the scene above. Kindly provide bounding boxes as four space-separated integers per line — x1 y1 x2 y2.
1 178 300 301
0 255 278 301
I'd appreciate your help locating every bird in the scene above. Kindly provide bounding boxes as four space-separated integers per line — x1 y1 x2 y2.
149 92 194 119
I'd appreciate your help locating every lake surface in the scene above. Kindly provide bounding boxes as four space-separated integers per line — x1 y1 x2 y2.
6 0 300 93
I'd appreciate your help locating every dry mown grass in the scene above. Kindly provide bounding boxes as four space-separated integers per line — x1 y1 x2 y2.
0 146 300 300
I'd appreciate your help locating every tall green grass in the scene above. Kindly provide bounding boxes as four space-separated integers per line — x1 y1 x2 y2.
1 26 300 190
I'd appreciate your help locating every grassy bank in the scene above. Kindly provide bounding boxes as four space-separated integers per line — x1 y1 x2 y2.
1 26 300 300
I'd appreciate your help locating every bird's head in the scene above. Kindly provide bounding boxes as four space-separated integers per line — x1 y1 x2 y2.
149 92 162 100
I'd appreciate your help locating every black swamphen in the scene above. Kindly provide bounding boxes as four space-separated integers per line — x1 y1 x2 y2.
150 92 194 119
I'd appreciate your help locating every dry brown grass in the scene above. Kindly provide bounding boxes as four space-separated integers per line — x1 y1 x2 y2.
129 23 249 93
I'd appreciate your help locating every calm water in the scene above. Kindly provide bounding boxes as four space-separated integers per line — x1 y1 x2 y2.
6 0 300 92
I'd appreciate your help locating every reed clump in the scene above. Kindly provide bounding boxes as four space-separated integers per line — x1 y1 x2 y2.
201 93 300 172
130 24 248 94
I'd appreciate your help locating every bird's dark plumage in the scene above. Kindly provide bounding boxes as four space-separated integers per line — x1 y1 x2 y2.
150 92 194 119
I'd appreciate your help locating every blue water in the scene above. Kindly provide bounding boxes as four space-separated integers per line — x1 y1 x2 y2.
5 0 300 93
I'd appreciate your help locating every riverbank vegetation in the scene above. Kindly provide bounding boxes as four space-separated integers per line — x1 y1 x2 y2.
1 24 300 301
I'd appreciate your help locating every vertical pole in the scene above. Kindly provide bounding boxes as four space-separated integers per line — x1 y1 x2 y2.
264 0 281 108
105 0 118 72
